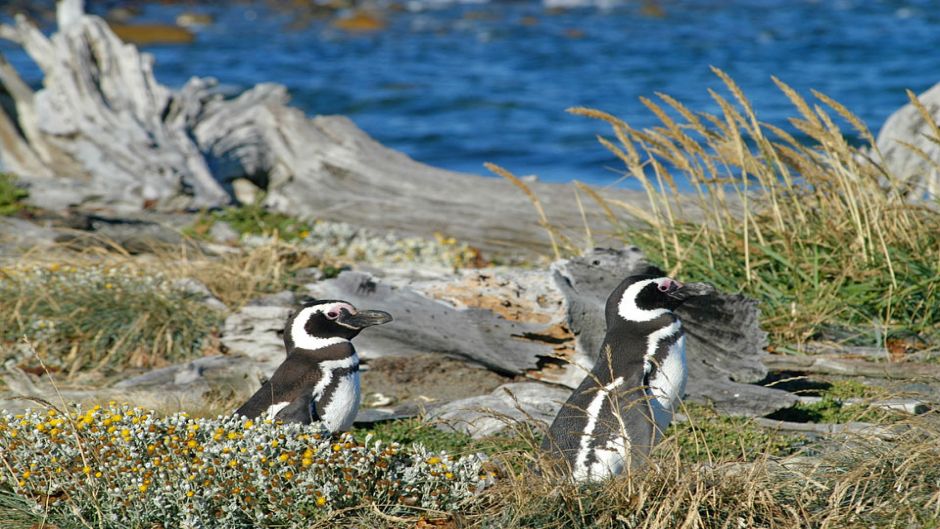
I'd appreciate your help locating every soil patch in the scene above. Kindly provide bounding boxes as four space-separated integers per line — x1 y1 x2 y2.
360 353 513 409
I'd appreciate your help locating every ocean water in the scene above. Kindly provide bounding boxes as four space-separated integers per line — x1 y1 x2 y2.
3 0 940 187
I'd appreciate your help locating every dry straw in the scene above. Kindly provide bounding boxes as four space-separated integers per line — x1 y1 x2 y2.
545 69 938 346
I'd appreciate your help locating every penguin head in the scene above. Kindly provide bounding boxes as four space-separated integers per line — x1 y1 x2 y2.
285 299 393 351
606 274 715 325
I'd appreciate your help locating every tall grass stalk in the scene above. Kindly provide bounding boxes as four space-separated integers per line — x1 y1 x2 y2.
569 69 940 346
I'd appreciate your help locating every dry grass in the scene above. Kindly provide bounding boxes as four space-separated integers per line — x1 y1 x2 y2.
0 238 321 379
462 414 940 529
507 69 940 348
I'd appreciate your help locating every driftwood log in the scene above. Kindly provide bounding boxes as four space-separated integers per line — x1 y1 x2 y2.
297 247 796 416
0 0 672 256
763 355 940 382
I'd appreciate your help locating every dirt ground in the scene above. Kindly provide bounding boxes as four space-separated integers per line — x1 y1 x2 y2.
359 353 513 409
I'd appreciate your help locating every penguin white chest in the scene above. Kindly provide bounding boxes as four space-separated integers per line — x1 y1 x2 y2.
646 332 687 434
319 371 361 432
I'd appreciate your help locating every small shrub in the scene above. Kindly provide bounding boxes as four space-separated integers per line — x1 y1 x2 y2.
0 264 222 375
0 173 28 216
0 404 484 529
186 202 313 242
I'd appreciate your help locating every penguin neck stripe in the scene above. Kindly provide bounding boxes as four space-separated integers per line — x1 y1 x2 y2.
643 320 683 375
291 306 351 351
573 376 624 480
618 280 670 322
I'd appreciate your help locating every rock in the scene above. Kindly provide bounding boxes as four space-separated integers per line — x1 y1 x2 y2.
109 24 195 45
221 305 291 373
175 12 214 28
0 217 60 255
293 267 325 284
430 382 570 438
171 278 228 312
231 178 262 206
248 290 297 307
332 11 387 32
875 81 940 201
209 220 240 244
53 213 189 254
1 356 258 416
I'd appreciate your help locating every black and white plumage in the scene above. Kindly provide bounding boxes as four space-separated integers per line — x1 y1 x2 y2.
234 299 392 432
541 274 714 481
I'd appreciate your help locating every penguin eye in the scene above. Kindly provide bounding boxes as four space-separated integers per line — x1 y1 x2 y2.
325 311 339 320
658 284 669 292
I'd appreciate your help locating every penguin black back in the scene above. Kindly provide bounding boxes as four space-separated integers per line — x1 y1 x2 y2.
234 299 392 432
541 274 714 481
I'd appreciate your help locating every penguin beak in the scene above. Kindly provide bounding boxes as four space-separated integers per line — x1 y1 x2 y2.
668 281 717 301
338 309 393 329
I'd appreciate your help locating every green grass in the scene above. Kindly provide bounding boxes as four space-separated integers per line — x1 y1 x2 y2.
0 264 223 375
0 173 28 216
666 404 804 463
186 200 314 242
500 70 940 349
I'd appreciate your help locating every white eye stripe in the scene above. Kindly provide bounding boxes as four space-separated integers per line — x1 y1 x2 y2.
290 305 352 350
618 279 669 322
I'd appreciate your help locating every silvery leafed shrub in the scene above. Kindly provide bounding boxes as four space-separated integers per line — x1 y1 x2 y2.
0 404 485 527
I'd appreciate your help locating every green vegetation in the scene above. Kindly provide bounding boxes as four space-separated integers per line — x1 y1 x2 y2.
0 173 28 216
0 264 222 375
498 69 940 348
666 404 804 463
186 200 314 242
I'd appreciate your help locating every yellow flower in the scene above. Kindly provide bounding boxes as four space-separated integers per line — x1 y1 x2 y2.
138 484 148 493
83 466 91 474
302 458 313 468
186 491 194 498
95 471 102 478
426 456 442 465
316 496 327 507
244 420 254 429
278 454 289 463
21 471 30 480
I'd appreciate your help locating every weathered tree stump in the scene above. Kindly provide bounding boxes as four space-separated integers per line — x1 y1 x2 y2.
0 0 671 256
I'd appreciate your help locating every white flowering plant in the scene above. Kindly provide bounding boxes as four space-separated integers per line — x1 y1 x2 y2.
0 403 486 528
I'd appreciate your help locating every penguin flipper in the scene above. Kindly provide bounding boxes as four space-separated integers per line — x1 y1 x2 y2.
233 354 324 421
274 393 318 424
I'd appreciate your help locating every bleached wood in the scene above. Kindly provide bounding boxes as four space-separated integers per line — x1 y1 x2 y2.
0 1 675 254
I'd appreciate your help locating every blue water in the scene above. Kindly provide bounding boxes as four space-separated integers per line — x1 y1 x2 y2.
4 0 940 186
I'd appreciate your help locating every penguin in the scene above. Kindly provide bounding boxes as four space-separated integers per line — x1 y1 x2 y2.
540 274 715 481
234 299 392 432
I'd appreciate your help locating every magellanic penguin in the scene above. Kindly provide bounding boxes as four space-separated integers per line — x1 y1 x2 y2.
234 299 392 432
540 274 715 482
